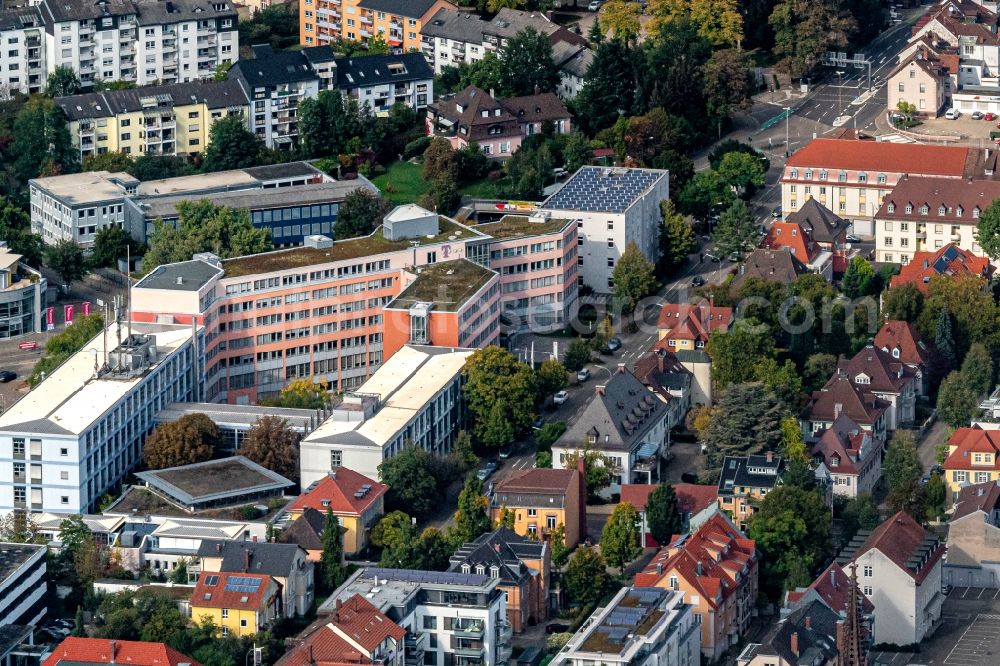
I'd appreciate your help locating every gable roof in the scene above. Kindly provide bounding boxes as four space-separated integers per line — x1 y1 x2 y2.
952 480 1000 522
500 92 571 124
325 593 406 652
657 303 733 343
620 483 718 516
785 138 970 177
493 468 577 494
631 349 691 402
278 507 328 552
287 468 387 516
944 426 1000 471
230 45 316 88
840 511 944 583
448 527 545 584
811 413 881 476
733 248 808 287
890 244 994 293
874 320 933 368
334 52 433 88
43 639 201 666
57 79 247 122
878 177 1000 225
784 198 849 244
356 0 445 18
785 561 875 616
837 344 916 394
191 571 275 610
197 540 304 577
762 222 817 263
803 373 889 426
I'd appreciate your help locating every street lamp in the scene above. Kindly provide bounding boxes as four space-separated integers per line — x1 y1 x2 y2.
783 106 791 158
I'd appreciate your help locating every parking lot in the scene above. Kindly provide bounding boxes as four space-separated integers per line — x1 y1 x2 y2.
873 588 1000 666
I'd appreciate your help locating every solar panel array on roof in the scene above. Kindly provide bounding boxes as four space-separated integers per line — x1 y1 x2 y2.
225 575 263 593
541 166 665 214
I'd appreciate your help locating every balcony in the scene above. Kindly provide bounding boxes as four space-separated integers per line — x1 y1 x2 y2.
13 500 25 509
403 634 425 666
498 621 512 643
452 646 484 659
453 622 485 639
12 474 25 483
497 643 512 663
951 233 962 241
79 24 94 35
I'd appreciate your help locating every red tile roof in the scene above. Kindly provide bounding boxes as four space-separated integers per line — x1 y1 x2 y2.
634 513 756 608
43 639 201 666
951 480 1000 522
620 483 718 516
837 344 916 394
763 222 817 264
786 562 875 616
327 594 406 652
657 304 733 345
890 244 994 294
877 177 1000 226
850 511 944 583
803 373 889 426
495 468 578 494
785 138 970 176
874 320 932 369
191 572 275 611
944 427 1000 471
287 468 387 516
811 414 882 477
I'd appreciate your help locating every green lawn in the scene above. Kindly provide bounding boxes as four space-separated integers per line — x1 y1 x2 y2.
372 160 501 205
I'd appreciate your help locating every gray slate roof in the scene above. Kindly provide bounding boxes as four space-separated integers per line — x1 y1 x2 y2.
135 0 236 26
448 527 544 585
557 368 664 452
39 0 135 23
422 8 489 42
56 79 246 121
717 454 785 496
133 259 223 292
230 45 316 88
754 600 840 665
198 539 305 577
335 52 433 89
0 7 42 31
785 198 847 244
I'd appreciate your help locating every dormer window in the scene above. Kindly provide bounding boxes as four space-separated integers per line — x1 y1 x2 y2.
476 564 485 575
877 173 887 184
805 170 813 179
974 206 981 218
790 169 799 178
481 110 489 118
858 172 868 183
855 374 870 384
831 455 840 468
919 205 928 215
892 347 900 358
905 204 913 214
939 206 946 216
819 170 828 181
838 171 847 182
494 108 501 116
462 564 470 574
957 207 963 217
888 203 895 213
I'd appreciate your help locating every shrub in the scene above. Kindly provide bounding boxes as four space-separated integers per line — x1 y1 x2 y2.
403 136 432 159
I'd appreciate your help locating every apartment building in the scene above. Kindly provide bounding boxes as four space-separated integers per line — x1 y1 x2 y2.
334 52 433 113
875 176 1000 264
542 166 669 292
321 567 512 666
299 0 454 51
299 345 472 487
551 587 699 666
0 246 47 340
717 454 785 531
810 413 885 498
0 322 204 514
489 466 586 547
43 639 201 666
0 543 47 627
635 512 759 661
57 79 247 159
657 303 733 352
943 426 1000 500
0 7 46 94
781 137 980 236
888 50 952 117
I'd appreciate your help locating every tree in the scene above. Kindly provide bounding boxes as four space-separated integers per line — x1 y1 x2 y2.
12 97 78 181
536 358 568 402
371 511 419 568
702 50 755 133
458 52 503 93
142 413 218 470
45 240 88 292
748 485 831 599
46 66 81 97
935 308 958 369
563 338 593 373
452 477 491 546
753 357 803 409
706 324 776 388
658 199 697 273
496 506 516 530
367 32 390 55
564 546 609 605
0 197 44 268
201 115 263 172
841 256 878 299
598 0 642 40
678 169 734 221
937 370 980 427
463 346 537 447
574 38 641 133
779 415 809 462
564 131 591 174
769 0 856 77
130 155 195 181
29 314 105 387
0 511 41 544
883 283 924 322
140 605 186 649
961 343 993 398
448 430 479 475
648 0 744 47
926 473 947 520
883 430 922 494
645 484 682 546
428 176 460 213
588 15 604 44
90 225 135 269
703 383 785 474
535 422 566 450
920 277 999 363
550 523 570 567
612 241 658 318
260 378 330 409
840 493 880 541
241 416 300 480
895 100 917 124
59 515 94 563
422 138 457 183
333 188 390 240
320 508 345 591
83 152 135 173
717 151 766 195
977 198 1000 260
565 442 613 500
413 527 454 571
297 90 363 159
601 502 641 568
378 444 440 518
453 144 490 183
802 353 838 393
497 28 561 96
713 200 757 260
72 606 86 637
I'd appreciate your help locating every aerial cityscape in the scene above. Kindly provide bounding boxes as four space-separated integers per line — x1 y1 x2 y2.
2 0 1000 664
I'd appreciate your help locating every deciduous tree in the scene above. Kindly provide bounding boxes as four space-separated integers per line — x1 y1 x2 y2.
142 413 219 470
803 353 838 393
712 199 756 260
451 476 491 546
976 198 1000 260
717 151 765 195
883 283 924 322
645 483 682 545
601 502 641 568
333 188 390 240
0 197 44 268
12 97 78 181
563 338 593 373
564 442 613 500
658 199 697 273
769 0 855 77
536 358 568 402
297 90 363 159
90 226 137 269
144 200 271 272
422 137 457 182
564 546 609 605
612 242 658 318
961 343 993 398
678 169 734 221
937 370 979 427
241 415 300 480
45 240 88 292
378 444 440 518
46 66 81 97
706 323 776 388
463 346 537 447
261 378 330 409
599 0 642 40
497 28 561 96
201 115 264 172
29 314 105 387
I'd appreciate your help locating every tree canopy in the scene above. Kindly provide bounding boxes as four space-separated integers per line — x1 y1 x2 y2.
462 346 537 448
645 483 683 546
601 502 641 568
142 413 219 470
201 115 264 172
241 416 300 481
703 382 785 475
377 443 441 518
333 188 391 240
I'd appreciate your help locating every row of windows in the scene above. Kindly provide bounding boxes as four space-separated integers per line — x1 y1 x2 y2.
788 168 887 184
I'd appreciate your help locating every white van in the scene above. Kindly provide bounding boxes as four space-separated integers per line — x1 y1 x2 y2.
946 108 961 119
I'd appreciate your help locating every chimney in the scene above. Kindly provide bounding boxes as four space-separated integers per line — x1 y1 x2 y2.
216 543 222 554
766 451 774 463
110 641 117 665
657 352 665 373
307 644 314 666
830 568 837 587
494 542 501 553
695 561 703 576
805 616 812 630
243 548 251 573
533 83 540 95
791 631 799 657
617 363 626 374
596 385 606 396
252 535 257 543
656 563 663 575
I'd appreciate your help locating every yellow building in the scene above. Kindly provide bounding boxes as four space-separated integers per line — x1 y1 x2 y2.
716 453 785 532
300 0 454 51
285 468 387 557
943 427 1000 501
656 303 733 352
489 467 585 548
55 79 249 161
190 572 280 637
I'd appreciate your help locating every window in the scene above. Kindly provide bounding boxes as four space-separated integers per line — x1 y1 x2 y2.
977 472 990 483
607 238 614 248
240 619 248 628
858 172 867 183
607 220 614 230
330 450 342 468
221 627 229 637
863 586 873 596
954 471 968 483
423 616 436 630
527 508 537 517
804 170 813 179
61 471 70 481
668 575 678 590
898 82 905 92
60 448 68 456
221 609 229 619
863 565 872 577
547 515 556 529
877 173 887 184
61 496 69 505
904 204 912 214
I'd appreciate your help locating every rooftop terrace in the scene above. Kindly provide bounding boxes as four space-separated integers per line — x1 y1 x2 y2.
387 259 496 312
474 214 573 241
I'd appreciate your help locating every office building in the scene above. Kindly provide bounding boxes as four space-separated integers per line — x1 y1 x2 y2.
541 166 669 292
0 246 47 340
0 322 204 513
134 455 294 512
0 543 46 627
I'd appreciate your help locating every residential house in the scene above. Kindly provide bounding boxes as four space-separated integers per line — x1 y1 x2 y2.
874 319 935 395
837 343 919 430
717 453 786 531
299 0 455 52
887 50 952 117
549 587 700 666
634 512 759 661
42 639 201 666
0 543 47 627
732 248 808 288
284 467 387 557
425 85 571 159
620 483 719 547
278 508 328 562
673 349 713 407
275 594 406 666
736 600 852 666
631 347 693 435
540 166 669 292
837 511 945 646
781 198 849 273
656 303 733 352
888 243 995 290
876 176 1000 265
810 413 885 498
333 52 433 113
552 366 670 496
945 479 1000 587
189 571 282 636
780 136 983 236
196 540 314 617
942 426 1000 500
0 246 47 340
489 465 585 547
449 527 550 633
801 372 889 442
784 561 875 625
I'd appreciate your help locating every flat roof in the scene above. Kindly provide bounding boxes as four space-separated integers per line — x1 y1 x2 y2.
135 169 258 196
386 259 496 312
541 166 668 214
222 218 486 278
154 402 322 430
31 171 136 205
474 214 573 241
133 259 222 292
320 566 495 615
135 456 294 506
0 543 45 586
0 323 195 437
304 346 474 449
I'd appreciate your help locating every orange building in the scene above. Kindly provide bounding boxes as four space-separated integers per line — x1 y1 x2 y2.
301 0 454 50
489 463 586 547
285 467 387 556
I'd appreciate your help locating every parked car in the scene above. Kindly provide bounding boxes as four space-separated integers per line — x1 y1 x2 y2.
607 337 622 352
577 368 591 382
587 0 602 9
986 113 998 121
946 108 961 119
553 390 569 405
771 206 782 218
476 462 498 481
691 275 705 287
0 370 15 383
532 416 544 430
846 234 861 243
499 447 512 459
972 111 985 120
546 623 570 634
931 464 944 476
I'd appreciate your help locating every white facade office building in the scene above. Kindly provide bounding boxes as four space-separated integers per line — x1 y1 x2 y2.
0 543 47 628
0 322 204 514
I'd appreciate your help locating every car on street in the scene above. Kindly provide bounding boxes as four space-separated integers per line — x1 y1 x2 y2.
691 275 705 287
476 462 498 481
577 368 591 382
546 623 570 634
972 111 985 120
771 206 782 218
986 113 998 121
607 337 622 352
532 416 544 430
921 473 931 485
0 370 15 383
499 447 512 459
553 390 569 405
846 234 861 243
946 108 961 119
587 0 601 9
931 464 944 476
